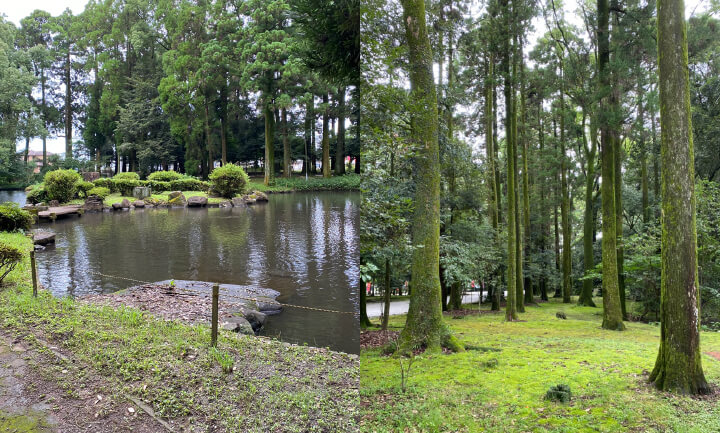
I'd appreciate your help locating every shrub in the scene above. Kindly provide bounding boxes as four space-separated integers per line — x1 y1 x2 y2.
75 181 95 198
93 178 116 192
0 243 23 284
169 178 210 192
25 183 47 204
0 203 33 232
209 163 249 198
87 187 110 200
148 171 183 182
113 172 140 181
545 384 572 403
114 179 140 196
44 169 81 203
148 181 171 193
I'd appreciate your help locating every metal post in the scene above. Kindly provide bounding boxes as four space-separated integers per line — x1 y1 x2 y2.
211 284 219 347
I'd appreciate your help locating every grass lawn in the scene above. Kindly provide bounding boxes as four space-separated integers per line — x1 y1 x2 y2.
360 299 720 433
0 232 358 432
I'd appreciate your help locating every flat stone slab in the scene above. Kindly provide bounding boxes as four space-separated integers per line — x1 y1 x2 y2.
37 205 82 219
31 230 55 245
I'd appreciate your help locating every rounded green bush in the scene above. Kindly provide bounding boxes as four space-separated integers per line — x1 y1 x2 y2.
169 178 210 192
209 163 250 198
148 171 183 182
0 243 23 283
113 172 140 181
0 203 33 232
44 169 81 203
87 187 110 200
93 178 116 192
114 179 140 196
25 183 47 204
148 181 171 193
75 181 95 198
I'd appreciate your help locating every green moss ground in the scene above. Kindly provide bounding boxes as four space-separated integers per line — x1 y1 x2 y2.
361 300 720 432
0 232 358 432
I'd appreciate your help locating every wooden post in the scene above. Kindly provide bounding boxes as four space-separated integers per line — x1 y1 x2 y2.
30 250 38 297
211 284 219 347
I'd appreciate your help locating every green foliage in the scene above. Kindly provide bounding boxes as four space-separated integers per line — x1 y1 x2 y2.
147 171 183 182
208 163 249 198
0 203 33 232
148 180 171 193
208 347 234 374
271 175 361 191
75 180 95 198
169 178 209 192
93 178 116 192
87 187 110 200
113 172 140 181
545 384 572 403
0 243 23 284
24 183 47 204
43 169 81 203
113 179 140 196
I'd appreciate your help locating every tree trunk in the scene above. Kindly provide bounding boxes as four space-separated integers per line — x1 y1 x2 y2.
397 0 462 352
598 0 625 330
335 87 346 175
282 108 291 178
579 112 597 307
485 53 501 312
382 259 391 330
560 58 572 304
322 93 331 178
650 0 709 393
360 274 372 329
65 49 72 159
263 92 275 186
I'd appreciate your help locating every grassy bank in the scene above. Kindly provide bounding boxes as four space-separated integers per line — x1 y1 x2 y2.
250 175 360 193
0 232 358 432
361 299 720 432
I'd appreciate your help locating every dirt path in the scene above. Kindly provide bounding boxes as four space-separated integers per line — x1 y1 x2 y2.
0 333 169 433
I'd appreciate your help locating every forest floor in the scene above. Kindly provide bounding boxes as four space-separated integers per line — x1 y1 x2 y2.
360 298 720 432
0 232 359 432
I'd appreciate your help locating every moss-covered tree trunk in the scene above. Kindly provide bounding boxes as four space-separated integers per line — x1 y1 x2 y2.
322 93 331 178
335 87 346 175
579 112 597 307
649 0 709 394
282 108 291 178
513 42 524 314
559 57 572 304
382 259 391 330
360 275 372 329
263 92 275 186
597 0 625 330
397 0 462 352
485 53 501 312
538 97 549 302
503 0 518 321
614 130 626 318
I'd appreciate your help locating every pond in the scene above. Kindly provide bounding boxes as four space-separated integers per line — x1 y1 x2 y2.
6 192 359 354
0 190 27 207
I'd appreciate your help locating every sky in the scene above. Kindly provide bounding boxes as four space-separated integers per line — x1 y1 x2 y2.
2 0 90 156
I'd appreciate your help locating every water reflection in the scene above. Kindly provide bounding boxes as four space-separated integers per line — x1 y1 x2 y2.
32 192 359 353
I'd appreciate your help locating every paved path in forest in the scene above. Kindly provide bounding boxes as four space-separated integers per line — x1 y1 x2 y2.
367 292 485 318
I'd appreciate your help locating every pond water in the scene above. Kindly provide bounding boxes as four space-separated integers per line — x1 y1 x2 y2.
0 190 27 207
10 192 359 353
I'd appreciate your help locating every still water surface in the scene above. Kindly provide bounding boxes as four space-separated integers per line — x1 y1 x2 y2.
2 191 359 353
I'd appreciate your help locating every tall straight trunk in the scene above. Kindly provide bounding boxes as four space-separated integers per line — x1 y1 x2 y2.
220 81 228 165
282 108 291 177
538 97 549 301
597 0 625 330
650 0 709 394
638 81 650 225
503 0 518 321
485 53 501 312
335 87 346 175
306 97 314 177
449 282 462 310
398 0 462 352
579 112 597 307
204 101 213 177
520 47 532 305
382 259 391 330
24 136 30 164
65 49 72 159
41 68 47 168
263 100 275 184
322 93 331 178
614 128 626 318
512 33 524 313
559 58 572 304
360 274 372 329
652 110 660 202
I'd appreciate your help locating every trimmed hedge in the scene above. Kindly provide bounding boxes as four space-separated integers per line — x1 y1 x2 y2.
169 178 210 192
87 187 110 200
113 172 140 181
0 203 33 232
93 178 115 192
0 243 23 284
75 181 95 198
148 171 183 182
25 184 47 204
209 163 249 198
44 169 81 203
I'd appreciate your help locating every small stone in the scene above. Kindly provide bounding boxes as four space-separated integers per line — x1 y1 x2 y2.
133 200 145 208
128 407 135 414
187 196 208 207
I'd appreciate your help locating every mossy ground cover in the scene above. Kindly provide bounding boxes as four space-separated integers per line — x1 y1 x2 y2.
0 232 358 432
361 299 720 433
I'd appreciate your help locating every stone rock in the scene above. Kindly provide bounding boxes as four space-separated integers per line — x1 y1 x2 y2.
220 317 255 335
111 202 123 210
82 172 100 182
133 186 151 199
244 310 267 332
49 200 60 207
218 200 232 208
84 196 104 212
32 230 55 245
112 199 131 210
187 196 208 207
36 205 48 211
231 197 245 207
133 200 145 208
22 205 35 211
254 296 282 314
167 191 186 206
253 191 269 202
